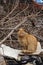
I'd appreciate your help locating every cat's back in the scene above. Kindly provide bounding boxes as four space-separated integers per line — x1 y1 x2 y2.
27 34 37 52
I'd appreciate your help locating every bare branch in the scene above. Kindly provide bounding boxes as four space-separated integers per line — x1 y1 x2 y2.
0 0 19 22
2 4 29 24
0 7 41 44
0 17 27 44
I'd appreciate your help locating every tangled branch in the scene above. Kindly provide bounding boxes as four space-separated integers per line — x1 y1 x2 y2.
0 0 19 22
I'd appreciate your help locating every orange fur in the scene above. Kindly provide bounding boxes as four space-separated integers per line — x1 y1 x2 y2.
18 28 37 53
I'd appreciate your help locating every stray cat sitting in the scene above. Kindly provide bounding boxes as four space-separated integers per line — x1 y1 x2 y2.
18 28 38 54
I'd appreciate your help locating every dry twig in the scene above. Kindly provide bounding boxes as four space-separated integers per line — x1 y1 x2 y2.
0 17 27 44
0 0 19 23
0 11 41 44
2 4 29 24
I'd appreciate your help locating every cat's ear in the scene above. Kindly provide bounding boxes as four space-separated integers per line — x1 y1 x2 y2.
19 28 24 31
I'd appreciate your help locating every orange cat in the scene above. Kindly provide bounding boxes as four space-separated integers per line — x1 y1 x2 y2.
18 28 37 54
